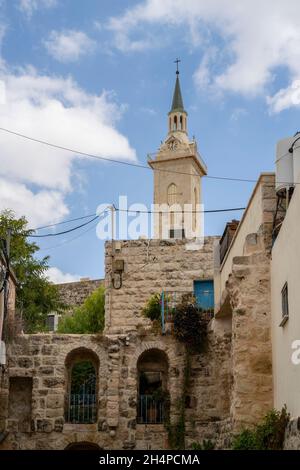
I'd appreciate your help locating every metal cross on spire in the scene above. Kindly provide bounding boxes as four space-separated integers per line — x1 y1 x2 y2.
174 58 181 75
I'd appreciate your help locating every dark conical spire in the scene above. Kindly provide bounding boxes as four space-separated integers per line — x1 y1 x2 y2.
170 73 185 113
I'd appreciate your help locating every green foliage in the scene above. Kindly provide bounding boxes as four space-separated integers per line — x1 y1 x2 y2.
71 361 95 393
142 293 161 321
0 210 63 333
232 406 290 450
173 299 207 352
191 439 215 450
232 429 258 450
57 286 105 334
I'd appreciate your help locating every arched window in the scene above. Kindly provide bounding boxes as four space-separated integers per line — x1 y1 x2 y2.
167 183 177 205
137 349 169 424
179 115 183 130
65 348 99 424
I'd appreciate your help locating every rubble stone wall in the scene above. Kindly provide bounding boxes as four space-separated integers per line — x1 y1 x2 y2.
0 322 232 450
56 279 104 309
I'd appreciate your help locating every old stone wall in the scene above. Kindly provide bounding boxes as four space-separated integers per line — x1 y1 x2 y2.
56 279 103 309
0 235 237 450
186 318 232 448
228 244 273 430
0 320 232 450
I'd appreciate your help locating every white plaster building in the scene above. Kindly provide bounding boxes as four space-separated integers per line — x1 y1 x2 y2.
271 181 300 416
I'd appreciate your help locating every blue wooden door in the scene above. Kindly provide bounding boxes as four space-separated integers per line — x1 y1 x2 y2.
194 280 214 310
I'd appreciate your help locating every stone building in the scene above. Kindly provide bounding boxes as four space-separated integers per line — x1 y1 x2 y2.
0 72 291 451
214 173 275 430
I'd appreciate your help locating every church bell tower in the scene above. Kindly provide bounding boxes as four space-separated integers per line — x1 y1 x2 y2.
148 62 207 239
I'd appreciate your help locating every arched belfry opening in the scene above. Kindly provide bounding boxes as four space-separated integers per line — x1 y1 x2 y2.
137 349 169 424
65 348 99 424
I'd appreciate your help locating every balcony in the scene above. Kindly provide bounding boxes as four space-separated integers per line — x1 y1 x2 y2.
137 395 165 424
66 393 97 424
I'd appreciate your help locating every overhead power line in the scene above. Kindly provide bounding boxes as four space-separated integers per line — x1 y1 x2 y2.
39 219 100 252
2 126 299 186
29 214 101 238
0 126 259 183
33 206 245 232
114 207 245 214
28 206 245 237
33 212 96 231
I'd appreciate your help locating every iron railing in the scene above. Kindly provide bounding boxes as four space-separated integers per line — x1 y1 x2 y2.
137 395 165 424
66 393 97 424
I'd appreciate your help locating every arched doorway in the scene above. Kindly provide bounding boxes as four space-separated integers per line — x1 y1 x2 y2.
65 442 101 450
137 349 169 424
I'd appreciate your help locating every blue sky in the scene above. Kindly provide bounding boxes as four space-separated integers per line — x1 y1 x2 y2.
1 0 300 282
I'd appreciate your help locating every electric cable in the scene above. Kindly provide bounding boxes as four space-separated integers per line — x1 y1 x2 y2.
0 126 272 184
33 212 96 231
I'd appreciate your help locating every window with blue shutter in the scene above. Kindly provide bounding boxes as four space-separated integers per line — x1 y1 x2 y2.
193 280 214 311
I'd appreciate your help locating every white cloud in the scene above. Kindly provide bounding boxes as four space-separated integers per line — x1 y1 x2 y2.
18 0 57 17
0 178 68 226
0 59 136 226
108 0 300 111
46 267 81 284
230 107 248 122
267 80 300 113
140 106 156 115
44 29 96 63
193 47 218 89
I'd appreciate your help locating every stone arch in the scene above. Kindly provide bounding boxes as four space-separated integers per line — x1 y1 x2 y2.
64 347 100 424
129 340 170 369
137 348 169 391
65 347 100 369
65 441 101 450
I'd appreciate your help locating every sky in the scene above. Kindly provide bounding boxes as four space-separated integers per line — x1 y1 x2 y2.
1 0 300 282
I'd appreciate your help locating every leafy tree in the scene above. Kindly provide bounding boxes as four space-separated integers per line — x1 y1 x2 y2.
57 285 105 334
0 210 62 333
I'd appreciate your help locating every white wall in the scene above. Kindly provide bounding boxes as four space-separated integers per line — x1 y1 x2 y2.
271 180 300 418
